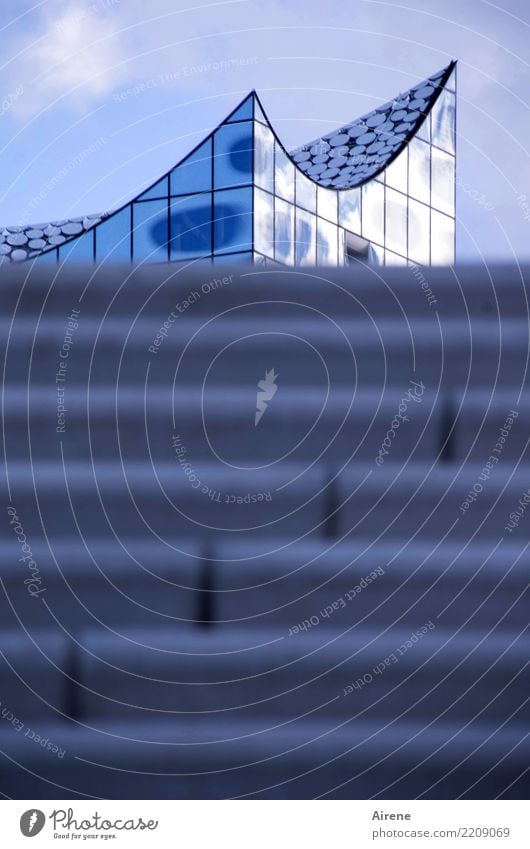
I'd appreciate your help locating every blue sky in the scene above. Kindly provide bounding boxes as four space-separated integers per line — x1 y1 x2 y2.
0 0 528 261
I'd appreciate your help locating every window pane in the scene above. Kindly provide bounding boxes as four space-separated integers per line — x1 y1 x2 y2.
295 169 316 213
275 144 295 203
417 112 431 143
408 198 430 265
339 188 361 234
254 121 274 192
369 243 384 265
170 193 212 260
170 139 212 196
95 208 131 262
361 179 384 244
213 187 252 254
254 187 274 257
385 187 407 256
385 147 408 194
431 147 455 216
295 208 316 265
213 122 252 189
432 89 455 155
138 175 169 201
132 199 168 263
226 95 254 123
431 209 454 265
58 230 94 264
408 138 430 205
316 218 337 265
275 197 294 264
317 185 337 223
385 249 407 265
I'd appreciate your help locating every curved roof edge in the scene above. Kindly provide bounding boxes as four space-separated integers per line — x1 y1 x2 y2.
0 61 456 263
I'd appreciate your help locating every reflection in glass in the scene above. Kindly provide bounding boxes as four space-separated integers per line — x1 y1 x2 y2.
417 113 431 143
95 208 131 262
133 199 168 263
431 209 454 265
213 122 252 189
254 188 274 257
432 89 455 155
169 193 212 260
408 198 430 265
385 250 407 265
339 188 361 234
369 243 384 265
408 138 430 205
385 187 407 256
254 121 274 192
295 169 316 213
226 94 254 123
138 176 169 201
213 187 252 254
275 144 295 203
275 197 295 264
316 218 338 265
385 148 408 194
295 208 316 265
361 179 384 245
431 147 455 216
58 231 94 264
317 185 338 223
170 139 212 196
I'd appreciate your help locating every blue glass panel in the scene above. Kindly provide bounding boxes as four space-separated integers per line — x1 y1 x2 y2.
295 169 316 213
385 187 407 256
254 121 274 192
213 122 252 189
95 207 131 262
226 95 254 123
58 230 94 264
254 99 268 125
295 208 316 265
317 186 337 224
432 89 455 155
170 193 212 260
417 112 431 143
275 197 294 264
138 175 169 201
408 198 430 265
361 180 384 244
35 248 57 264
170 139 212 196
431 147 455 216
369 244 384 265
408 138 430 205
275 144 295 203
385 147 408 194
339 188 361 234
431 209 454 264
316 218 338 265
213 187 252 254
385 249 407 266
132 199 168 263
254 188 274 257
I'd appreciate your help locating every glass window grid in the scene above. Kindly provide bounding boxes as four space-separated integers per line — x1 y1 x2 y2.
33 78 455 269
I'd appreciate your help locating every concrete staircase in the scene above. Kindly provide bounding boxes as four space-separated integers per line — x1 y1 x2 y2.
0 262 528 799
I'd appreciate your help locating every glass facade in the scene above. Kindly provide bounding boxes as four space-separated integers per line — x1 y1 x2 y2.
4 65 456 269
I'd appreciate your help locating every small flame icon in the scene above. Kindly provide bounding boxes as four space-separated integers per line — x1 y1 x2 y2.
28 812 38 833
20 809 45 837
255 368 278 426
